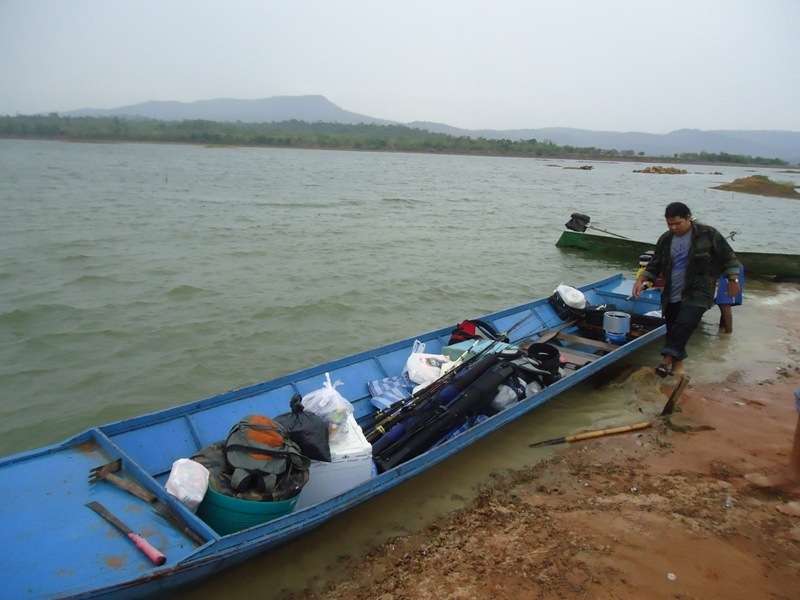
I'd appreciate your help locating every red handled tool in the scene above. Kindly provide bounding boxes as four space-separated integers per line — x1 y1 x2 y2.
86 501 167 565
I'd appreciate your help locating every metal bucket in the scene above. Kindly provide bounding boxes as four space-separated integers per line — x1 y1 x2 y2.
603 311 631 335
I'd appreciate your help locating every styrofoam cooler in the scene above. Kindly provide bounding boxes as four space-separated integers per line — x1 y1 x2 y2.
294 413 374 510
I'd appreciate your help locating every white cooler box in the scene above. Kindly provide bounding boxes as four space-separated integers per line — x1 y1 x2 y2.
295 413 374 510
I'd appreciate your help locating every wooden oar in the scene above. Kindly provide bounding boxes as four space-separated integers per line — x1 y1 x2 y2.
531 318 579 344
529 421 652 448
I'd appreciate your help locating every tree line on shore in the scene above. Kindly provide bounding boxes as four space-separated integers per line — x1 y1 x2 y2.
0 113 788 166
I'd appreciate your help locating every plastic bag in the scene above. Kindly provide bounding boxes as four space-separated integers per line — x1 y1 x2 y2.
301 373 354 443
553 284 587 310
525 380 542 397
165 458 210 512
403 340 453 385
274 394 331 462
490 377 527 412
405 353 453 386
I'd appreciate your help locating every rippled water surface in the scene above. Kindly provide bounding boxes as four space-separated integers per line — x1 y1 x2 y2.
1 140 799 597
3 139 800 451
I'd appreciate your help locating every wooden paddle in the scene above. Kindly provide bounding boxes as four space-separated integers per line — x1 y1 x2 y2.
531 318 579 344
529 421 652 448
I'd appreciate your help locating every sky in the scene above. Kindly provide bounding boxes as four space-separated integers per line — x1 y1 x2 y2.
1 0 799 134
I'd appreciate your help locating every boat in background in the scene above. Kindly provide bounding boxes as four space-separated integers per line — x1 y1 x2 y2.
0 274 664 599
556 214 800 281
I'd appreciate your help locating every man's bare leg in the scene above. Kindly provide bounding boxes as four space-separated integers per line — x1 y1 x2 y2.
776 501 800 517
718 304 733 334
745 413 800 493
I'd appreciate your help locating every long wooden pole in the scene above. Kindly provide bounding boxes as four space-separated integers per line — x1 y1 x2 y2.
529 421 652 448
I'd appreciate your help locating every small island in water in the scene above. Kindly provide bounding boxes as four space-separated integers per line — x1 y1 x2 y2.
632 166 688 174
712 175 800 199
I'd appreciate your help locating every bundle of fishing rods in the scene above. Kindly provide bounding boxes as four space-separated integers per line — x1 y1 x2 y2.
363 312 559 472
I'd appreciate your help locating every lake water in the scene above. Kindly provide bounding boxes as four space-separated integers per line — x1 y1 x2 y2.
2 140 799 597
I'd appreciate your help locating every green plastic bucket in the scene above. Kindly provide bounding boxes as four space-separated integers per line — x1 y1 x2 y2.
196 486 297 535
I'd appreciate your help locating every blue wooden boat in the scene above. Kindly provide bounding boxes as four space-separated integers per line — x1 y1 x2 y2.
0 274 664 599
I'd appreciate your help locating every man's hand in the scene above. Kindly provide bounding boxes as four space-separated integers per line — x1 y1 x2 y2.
726 280 740 297
631 277 649 299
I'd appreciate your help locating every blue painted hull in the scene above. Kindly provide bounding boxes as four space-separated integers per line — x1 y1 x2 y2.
0 274 663 599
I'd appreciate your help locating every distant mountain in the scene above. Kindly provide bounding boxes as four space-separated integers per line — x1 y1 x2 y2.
63 95 395 126
409 122 800 164
60 95 800 162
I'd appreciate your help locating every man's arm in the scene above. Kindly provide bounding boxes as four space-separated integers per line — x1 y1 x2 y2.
714 229 741 296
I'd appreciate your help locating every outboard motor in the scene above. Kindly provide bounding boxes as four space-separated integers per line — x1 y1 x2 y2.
565 212 591 232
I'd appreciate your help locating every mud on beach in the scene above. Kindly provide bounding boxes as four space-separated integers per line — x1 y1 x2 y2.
295 307 800 600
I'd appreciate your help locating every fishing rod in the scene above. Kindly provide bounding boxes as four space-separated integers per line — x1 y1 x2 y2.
363 339 481 429
368 350 504 450
364 307 543 443
364 340 494 443
374 361 517 472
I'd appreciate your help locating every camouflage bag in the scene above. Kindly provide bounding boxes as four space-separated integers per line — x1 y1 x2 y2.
194 414 310 501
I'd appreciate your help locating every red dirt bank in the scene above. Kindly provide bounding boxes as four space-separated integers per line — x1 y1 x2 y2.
294 360 800 599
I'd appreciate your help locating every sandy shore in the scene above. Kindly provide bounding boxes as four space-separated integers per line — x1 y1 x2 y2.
293 307 800 599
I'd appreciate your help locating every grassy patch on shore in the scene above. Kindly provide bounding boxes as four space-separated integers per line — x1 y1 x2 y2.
712 175 800 199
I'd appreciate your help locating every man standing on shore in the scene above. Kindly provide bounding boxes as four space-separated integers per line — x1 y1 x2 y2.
632 202 740 377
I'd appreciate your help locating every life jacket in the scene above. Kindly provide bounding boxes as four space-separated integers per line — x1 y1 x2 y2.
448 318 508 345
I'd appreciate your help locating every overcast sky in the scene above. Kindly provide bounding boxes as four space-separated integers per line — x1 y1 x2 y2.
1 0 798 133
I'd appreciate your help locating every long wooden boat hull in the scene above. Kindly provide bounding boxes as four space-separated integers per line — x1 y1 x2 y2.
556 230 800 280
0 274 663 599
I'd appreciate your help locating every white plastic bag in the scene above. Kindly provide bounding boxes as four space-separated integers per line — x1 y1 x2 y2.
554 284 587 310
165 458 210 512
490 377 527 412
404 353 453 385
490 384 519 412
403 340 453 385
301 372 354 442
525 380 543 397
